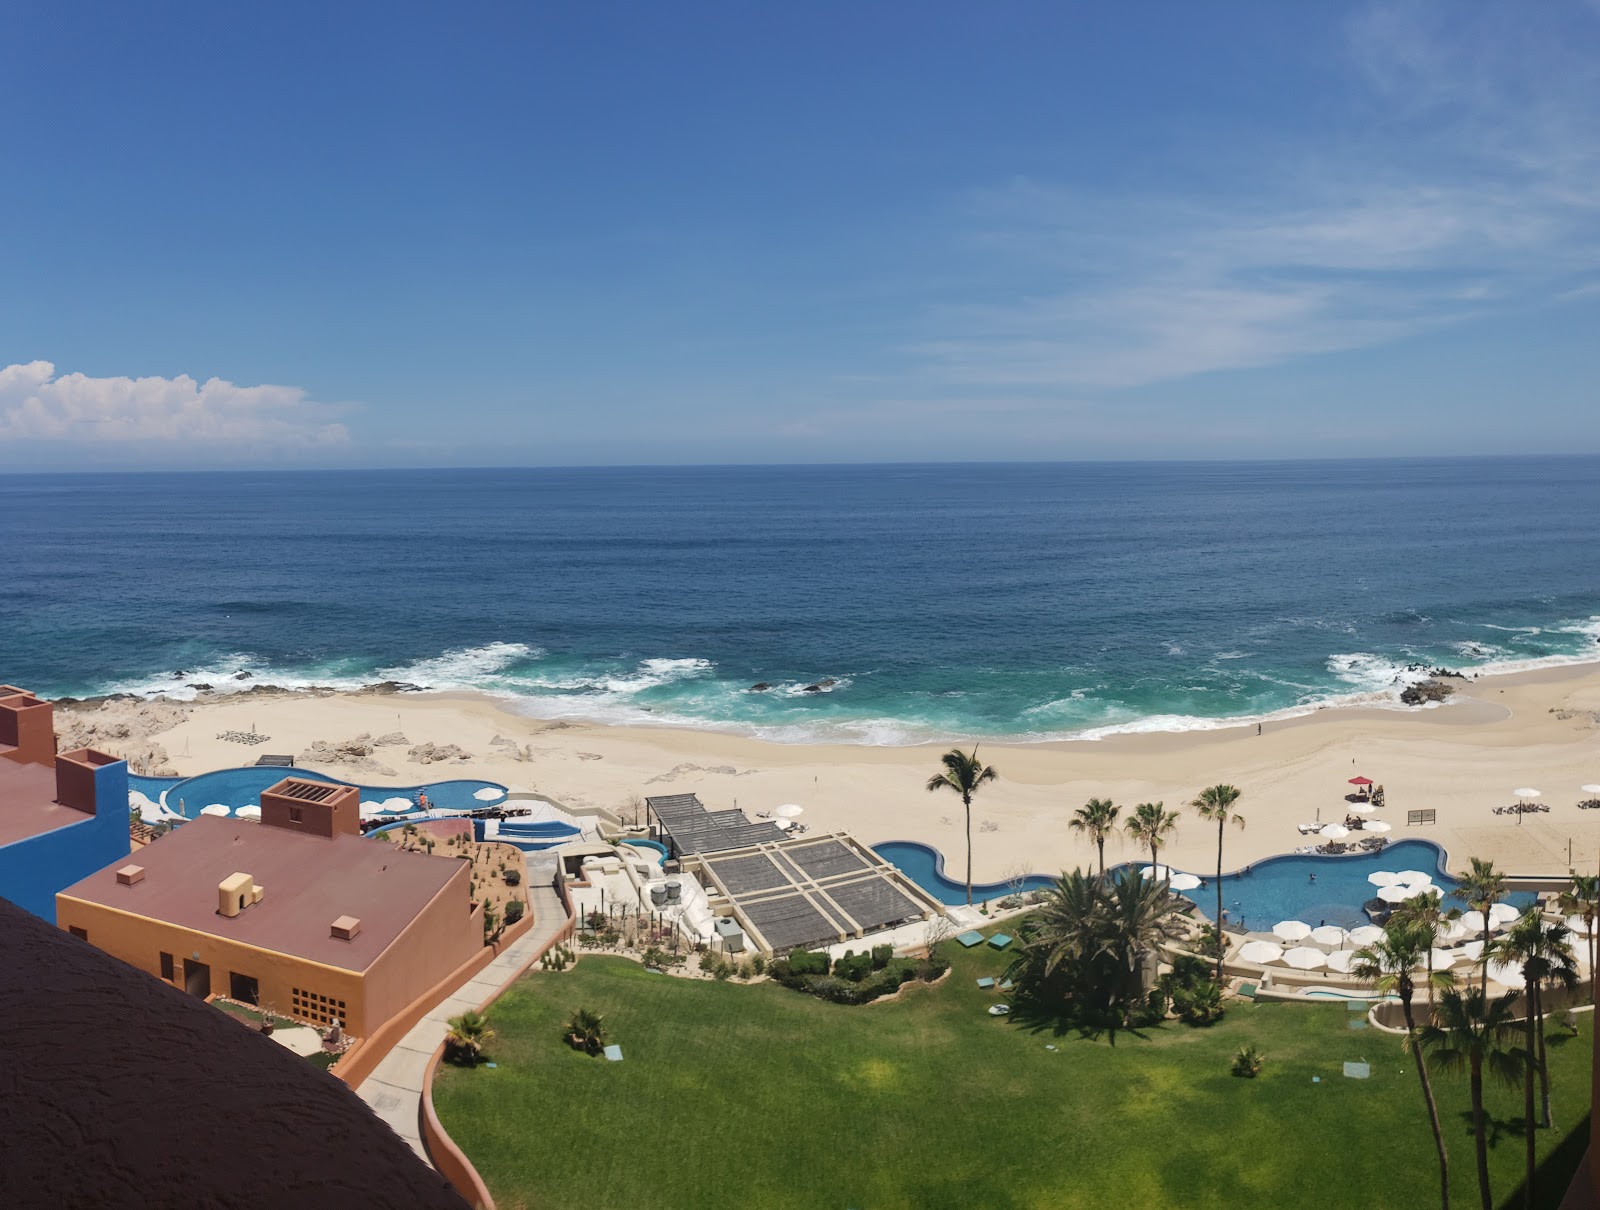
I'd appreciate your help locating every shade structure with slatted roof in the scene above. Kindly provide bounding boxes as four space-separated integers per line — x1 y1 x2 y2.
685 832 944 955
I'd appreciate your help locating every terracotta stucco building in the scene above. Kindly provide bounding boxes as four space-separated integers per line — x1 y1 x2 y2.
57 778 483 1036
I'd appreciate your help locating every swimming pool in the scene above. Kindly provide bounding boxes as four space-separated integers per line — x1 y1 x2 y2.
873 838 1536 928
130 765 507 818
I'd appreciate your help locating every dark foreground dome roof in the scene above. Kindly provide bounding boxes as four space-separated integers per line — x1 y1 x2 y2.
0 893 467 1209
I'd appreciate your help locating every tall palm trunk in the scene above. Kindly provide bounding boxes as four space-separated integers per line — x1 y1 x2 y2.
1214 818 1226 980
1470 1058 1492 1210
1401 992 1450 1210
1522 1006 1536 1209
1096 836 1105 878
1427 950 1436 1016
1149 840 1158 869
1481 921 1492 994
963 791 973 906
1533 978 1552 1128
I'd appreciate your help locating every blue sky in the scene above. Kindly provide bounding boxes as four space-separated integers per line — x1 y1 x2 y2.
2 1 1597 469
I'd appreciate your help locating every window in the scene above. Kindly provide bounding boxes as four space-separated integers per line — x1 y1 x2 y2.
291 987 348 1027
160 952 175 981
68 925 87 941
289 807 303 823
229 972 260 1005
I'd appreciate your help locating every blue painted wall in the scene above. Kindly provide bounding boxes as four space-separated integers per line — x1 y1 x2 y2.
0 757 130 923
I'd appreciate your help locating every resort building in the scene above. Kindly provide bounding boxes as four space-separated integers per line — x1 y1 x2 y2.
56 777 483 1035
0 685 130 922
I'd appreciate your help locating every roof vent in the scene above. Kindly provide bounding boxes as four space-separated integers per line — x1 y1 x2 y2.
330 915 362 941
116 864 145 887
217 872 264 918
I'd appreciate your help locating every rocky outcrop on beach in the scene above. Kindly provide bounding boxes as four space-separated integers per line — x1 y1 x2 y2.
407 741 472 764
298 734 398 775
645 761 756 783
1400 679 1456 706
373 731 409 746
361 680 426 695
55 699 190 765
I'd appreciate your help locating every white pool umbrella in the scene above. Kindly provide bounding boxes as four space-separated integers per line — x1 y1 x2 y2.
1428 948 1461 969
1310 925 1350 947
1319 824 1349 839
1325 949 1359 974
773 818 794 830
1459 910 1488 933
1368 871 1406 887
200 804 230 817
1515 788 1541 800
1486 959 1526 987
1238 940 1284 964
1437 919 1471 944
1378 884 1419 903
235 805 261 819
1403 883 1442 900
1141 865 1179 880
1488 903 1522 928
1364 820 1393 833
1168 872 1203 892
381 796 413 811
474 786 506 802
1581 784 1600 795
1458 940 1486 961
1273 920 1313 942
1348 925 1386 946
1348 802 1376 815
775 804 804 818
1565 914 1595 936
1283 946 1327 970
1394 870 1431 884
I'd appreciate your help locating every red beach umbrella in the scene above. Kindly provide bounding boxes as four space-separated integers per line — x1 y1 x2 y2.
1349 777 1373 786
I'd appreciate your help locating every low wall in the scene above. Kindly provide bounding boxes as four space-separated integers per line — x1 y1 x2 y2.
421 892 577 1210
331 910 536 1090
1370 981 1596 1032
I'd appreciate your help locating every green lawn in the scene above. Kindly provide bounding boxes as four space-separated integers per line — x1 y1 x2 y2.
434 944 1593 1210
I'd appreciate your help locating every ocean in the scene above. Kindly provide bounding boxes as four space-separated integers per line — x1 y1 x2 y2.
3 458 1597 745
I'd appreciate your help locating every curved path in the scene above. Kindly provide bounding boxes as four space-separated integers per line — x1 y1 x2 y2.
357 881 569 1162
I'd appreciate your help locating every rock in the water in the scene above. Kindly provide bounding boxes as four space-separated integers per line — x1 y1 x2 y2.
234 671 252 680
749 683 772 692
186 683 214 691
801 678 837 693
364 680 425 695
1400 679 1456 706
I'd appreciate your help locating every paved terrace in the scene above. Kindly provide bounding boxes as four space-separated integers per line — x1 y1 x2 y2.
357 880 569 1162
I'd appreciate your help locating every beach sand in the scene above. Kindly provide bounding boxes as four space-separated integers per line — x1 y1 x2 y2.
68 663 1600 881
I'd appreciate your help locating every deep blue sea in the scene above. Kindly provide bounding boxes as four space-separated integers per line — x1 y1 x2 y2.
2 459 1597 744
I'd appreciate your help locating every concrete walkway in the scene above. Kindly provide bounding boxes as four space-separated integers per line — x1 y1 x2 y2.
357 881 569 1161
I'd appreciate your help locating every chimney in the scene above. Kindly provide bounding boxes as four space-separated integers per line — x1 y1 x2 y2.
217 872 264 918
116 864 145 887
330 915 362 941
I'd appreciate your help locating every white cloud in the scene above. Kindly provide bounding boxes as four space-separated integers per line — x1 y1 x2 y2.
0 361 351 446
910 1 1600 392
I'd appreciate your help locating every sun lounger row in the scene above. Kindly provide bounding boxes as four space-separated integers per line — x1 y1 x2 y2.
1494 803 1548 815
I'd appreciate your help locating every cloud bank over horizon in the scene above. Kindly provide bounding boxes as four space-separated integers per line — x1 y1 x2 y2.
0 361 350 451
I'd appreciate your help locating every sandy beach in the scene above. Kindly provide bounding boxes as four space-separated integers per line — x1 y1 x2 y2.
64 662 1600 881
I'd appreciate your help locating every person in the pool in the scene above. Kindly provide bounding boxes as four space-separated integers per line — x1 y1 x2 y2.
1309 872 1316 884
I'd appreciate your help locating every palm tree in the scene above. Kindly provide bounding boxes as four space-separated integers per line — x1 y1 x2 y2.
564 1007 608 1056
1393 890 1454 1015
1498 914 1578 1133
1096 866 1186 1009
1419 987 1525 1210
1556 873 1599 996
926 747 999 907
1352 920 1454 1210
444 1009 494 1065
1069 798 1120 878
1124 801 1180 870
1029 868 1105 978
1190 785 1244 980
1456 858 1507 992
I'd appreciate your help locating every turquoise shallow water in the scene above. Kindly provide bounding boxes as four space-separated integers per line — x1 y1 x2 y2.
4 459 1598 744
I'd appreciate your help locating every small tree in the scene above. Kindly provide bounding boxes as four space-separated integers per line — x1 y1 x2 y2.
505 899 526 925
565 1008 608 1055
444 1010 494 1065
1231 1045 1263 1078
923 915 955 962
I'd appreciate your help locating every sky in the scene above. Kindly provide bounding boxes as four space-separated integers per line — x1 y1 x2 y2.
1 1 1598 470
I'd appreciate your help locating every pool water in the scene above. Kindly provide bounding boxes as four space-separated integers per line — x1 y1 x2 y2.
130 766 507 818
873 838 1536 928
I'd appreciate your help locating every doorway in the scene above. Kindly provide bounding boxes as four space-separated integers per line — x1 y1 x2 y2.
183 959 210 998
229 972 259 1005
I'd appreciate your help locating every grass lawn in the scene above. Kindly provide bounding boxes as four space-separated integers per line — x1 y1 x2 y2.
434 944 1593 1210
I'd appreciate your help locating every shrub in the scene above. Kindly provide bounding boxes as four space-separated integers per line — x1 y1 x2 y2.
504 899 525 925
1172 979 1225 1026
1231 1045 1264 1078
870 944 893 970
503 869 522 886
785 948 830 976
445 1010 494 1065
564 1007 607 1056
835 950 874 982
750 954 767 976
